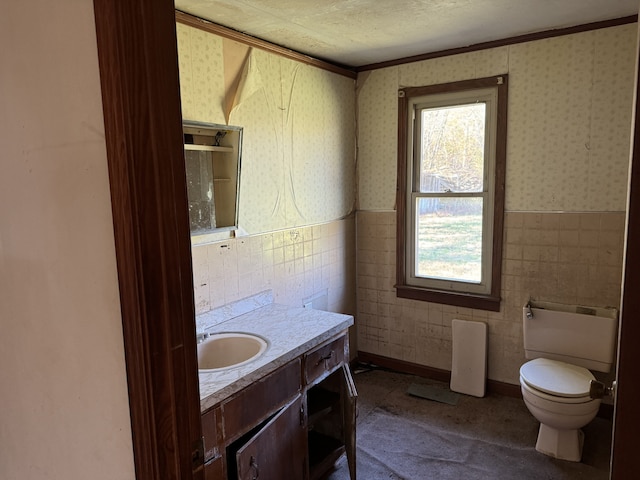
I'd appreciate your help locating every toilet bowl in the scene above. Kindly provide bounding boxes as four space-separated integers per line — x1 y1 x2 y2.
519 358 601 461
520 302 617 462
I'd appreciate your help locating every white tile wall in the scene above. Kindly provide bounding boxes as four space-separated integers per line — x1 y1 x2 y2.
356 211 625 384
191 217 356 317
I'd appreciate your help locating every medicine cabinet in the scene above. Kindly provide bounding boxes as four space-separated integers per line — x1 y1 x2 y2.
183 121 242 237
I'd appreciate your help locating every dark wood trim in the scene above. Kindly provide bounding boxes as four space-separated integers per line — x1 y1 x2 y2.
400 76 506 98
492 75 508 305
488 379 520 399
395 76 507 312
358 15 638 72
175 10 357 80
358 351 451 383
396 285 501 312
357 351 517 397
395 90 409 289
611 23 640 479
93 2 203 479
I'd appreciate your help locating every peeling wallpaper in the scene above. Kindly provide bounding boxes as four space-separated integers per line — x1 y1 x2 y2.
177 24 356 234
357 24 636 212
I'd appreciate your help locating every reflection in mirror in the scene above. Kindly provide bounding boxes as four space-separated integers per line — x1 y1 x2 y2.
183 121 242 242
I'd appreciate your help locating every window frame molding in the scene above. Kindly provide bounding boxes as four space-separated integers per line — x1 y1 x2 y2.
395 75 508 312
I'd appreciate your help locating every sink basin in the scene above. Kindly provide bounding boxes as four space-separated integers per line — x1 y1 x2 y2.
197 332 268 371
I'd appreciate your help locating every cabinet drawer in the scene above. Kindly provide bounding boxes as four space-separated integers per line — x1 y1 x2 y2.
304 335 345 385
222 358 301 443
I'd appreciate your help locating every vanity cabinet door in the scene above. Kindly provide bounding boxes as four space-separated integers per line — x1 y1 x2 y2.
341 365 357 480
204 457 225 480
223 358 301 444
235 394 307 480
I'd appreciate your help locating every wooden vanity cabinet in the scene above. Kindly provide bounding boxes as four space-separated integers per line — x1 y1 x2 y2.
204 455 225 480
222 359 301 444
202 406 225 480
202 359 303 480
234 394 307 480
304 335 346 385
200 332 356 480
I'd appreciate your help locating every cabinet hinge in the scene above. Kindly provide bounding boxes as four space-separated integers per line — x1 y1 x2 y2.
300 404 305 426
192 436 205 471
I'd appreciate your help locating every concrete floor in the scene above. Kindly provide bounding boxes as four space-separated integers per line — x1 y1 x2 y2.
327 367 612 480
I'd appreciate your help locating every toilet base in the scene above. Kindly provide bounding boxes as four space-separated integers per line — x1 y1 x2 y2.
535 424 584 462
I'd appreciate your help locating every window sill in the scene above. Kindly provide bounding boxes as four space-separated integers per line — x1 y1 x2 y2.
395 284 501 312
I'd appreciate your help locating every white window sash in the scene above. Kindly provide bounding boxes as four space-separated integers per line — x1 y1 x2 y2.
405 87 498 296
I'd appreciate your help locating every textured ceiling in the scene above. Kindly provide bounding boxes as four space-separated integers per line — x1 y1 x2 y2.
174 0 638 67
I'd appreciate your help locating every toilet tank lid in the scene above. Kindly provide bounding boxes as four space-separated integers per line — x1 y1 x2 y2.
520 358 595 398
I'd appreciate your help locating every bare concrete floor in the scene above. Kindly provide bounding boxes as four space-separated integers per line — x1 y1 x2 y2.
327 367 612 480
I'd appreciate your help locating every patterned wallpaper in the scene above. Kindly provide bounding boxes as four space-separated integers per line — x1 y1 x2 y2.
355 24 636 384
177 24 356 234
357 24 636 212
177 25 226 125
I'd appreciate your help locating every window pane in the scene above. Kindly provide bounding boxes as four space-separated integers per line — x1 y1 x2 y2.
415 197 483 283
420 103 485 193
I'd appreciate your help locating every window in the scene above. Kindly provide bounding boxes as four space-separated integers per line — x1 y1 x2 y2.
396 76 507 311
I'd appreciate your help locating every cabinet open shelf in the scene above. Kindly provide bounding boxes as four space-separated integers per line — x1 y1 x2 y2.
308 431 345 480
183 121 242 234
307 386 340 426
184 144 234 153
304 353 357 480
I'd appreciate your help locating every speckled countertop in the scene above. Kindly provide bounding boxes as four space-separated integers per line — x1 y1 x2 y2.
198 303 353 412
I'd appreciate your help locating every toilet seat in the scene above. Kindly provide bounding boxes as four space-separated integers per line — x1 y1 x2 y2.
520 358 595 399
520 376 596 405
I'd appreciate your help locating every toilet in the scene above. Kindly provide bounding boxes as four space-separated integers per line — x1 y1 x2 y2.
519 302 618 462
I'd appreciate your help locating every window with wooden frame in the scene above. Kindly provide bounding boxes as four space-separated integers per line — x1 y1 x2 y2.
396 76 507 311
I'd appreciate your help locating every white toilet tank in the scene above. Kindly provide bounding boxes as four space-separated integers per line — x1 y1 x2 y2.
523 301 618 372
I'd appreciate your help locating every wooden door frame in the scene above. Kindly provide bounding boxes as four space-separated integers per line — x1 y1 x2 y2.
92 1 203 479
611 25 640 478
91 1 639 477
